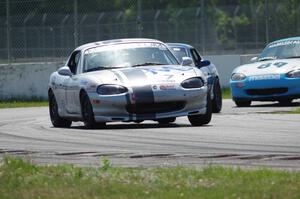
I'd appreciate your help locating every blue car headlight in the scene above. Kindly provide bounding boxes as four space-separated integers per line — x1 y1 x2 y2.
231 73 246 81
97 84 128 95
286 70 300 78
181 77 204 89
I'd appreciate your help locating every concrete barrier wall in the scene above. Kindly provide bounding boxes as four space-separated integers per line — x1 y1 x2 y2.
0 54 257 100
0 62 63 100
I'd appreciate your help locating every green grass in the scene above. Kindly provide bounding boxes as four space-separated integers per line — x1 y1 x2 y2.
288 107 300 114
0 97 48 108
0 101 48 108
222 88 231 99
1 157 300 199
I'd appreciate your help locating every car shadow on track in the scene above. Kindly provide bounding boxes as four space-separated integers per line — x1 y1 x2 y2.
234 101 300 108
68 123 212 130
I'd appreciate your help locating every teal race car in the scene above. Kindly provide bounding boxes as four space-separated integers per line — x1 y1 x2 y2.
230 37 300 107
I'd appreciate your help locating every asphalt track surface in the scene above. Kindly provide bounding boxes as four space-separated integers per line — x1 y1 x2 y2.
0 99 300 170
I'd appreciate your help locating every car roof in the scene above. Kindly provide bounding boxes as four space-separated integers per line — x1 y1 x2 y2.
75 38 164 51
166 43 194 49
268 36 300 45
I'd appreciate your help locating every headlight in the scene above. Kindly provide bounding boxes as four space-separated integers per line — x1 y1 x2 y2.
231 73 246 81
286 70 300 78
181 77 204 89
97 84 128 95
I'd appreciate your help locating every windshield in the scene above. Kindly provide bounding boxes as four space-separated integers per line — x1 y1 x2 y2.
169 47 188 63
259 40 300 61
83 42 179 72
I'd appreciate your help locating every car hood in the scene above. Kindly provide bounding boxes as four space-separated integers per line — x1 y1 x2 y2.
234 59 300 76
84 65 198 86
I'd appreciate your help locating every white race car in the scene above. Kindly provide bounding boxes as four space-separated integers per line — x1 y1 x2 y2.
230 37 300 107
48 38 212 128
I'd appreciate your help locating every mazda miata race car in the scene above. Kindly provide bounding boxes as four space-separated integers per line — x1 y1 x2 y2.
167 43 222 113
230 37 300 107
48 38 212 128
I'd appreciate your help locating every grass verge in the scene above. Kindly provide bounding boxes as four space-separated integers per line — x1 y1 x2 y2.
0 97 48 108
0 101 48 108
1 156 300 199
222 88 231 99
288 107 300 114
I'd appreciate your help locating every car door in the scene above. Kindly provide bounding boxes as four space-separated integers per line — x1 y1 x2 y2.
63 51 81 114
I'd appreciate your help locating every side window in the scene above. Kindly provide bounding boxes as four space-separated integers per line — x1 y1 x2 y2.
190 49 202 67
67 51 81 74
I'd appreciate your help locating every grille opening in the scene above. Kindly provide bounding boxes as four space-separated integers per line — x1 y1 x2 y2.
246 88 288 96
126 101 185 114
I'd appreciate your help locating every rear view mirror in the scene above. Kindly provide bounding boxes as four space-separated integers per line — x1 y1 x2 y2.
199 60 211 67
58 66 72 76
181 57 193 66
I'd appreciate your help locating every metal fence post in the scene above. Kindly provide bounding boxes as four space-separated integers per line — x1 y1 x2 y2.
154 10 160 39
23 13 33 59
137 0 142 37
61 15 69 60
265 0 269 44
97 13 104 40
201 0 205 54
74 0 79 47
6 0 11 64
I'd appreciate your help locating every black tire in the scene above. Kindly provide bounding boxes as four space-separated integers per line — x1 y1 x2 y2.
234 100 251 107
188 92 212 126
212 78 222 113
157 117 176 125
278 99 293 106
80 92 105 129
48 90 72 128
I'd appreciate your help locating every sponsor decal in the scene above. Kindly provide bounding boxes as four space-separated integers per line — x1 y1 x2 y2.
248 74 280 81
159 84 176 90
236 82 245 88
142 66 193 75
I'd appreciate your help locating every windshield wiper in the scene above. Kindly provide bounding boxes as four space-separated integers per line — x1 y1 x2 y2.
258 57 276 61
85 66 118 72
131 62 165 67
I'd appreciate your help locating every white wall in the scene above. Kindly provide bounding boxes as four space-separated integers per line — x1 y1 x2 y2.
0 62 63 100
0 55 256 100
205 54 257 88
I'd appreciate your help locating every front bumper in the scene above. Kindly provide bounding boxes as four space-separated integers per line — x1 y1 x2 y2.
230 74 300 101
88 86 208 122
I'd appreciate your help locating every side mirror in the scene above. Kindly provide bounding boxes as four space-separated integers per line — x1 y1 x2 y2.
199 60 211 67
58 66 72 76
181 57 193 66
251 57 258 62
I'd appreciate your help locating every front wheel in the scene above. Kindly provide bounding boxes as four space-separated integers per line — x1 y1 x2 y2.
188 93 212 126
49 90 72 128
212 78 222 113
234 100 251 107
81 92 105 129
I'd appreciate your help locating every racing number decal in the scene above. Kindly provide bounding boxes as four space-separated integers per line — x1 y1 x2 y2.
257 62 287 69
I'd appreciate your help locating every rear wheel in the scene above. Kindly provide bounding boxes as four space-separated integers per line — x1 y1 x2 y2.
81 92 105 129
278 99 293 106
157 117 176 125
48 90 72 128
212 78 222 113
235 100 251 107
188 92 212 126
